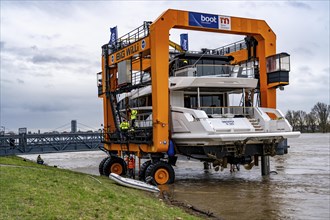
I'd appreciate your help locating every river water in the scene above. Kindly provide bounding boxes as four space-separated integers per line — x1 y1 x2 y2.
21 133 330 220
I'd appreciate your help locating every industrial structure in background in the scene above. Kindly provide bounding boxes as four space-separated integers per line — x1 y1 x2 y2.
97 9 300 185
0 120 102 156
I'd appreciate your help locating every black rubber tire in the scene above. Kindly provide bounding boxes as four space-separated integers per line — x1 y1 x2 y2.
103 157 127 177
138 160 152 181
99 157 110 176
145 161 175 185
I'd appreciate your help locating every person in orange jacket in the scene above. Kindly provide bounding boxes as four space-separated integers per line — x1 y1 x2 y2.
128 155 135 179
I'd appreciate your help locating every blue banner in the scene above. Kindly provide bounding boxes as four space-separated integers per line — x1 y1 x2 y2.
180 33 188 51
189 12 218 29
109 26 118 45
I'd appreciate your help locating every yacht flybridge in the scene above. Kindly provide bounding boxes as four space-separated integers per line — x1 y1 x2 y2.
97 9 300 185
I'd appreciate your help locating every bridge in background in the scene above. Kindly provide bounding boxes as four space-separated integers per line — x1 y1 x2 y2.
0 132 103 156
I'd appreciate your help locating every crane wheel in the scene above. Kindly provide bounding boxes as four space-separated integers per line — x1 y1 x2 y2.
138 160 152 181
103 157 127 176
145 161 175 185
99 157 110 176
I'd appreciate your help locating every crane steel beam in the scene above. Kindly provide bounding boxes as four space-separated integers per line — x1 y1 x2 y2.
148 9 276 152
101 9 278 154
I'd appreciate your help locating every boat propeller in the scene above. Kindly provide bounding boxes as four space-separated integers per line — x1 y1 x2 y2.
243 160 255 170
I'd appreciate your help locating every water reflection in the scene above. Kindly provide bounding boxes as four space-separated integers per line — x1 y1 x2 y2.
168 133 330 219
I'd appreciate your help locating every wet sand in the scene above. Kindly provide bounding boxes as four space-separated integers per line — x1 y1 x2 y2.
21 133 330 219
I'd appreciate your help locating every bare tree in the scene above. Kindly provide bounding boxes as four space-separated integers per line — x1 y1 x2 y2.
312 102 330 133
305 112 317 132
296 110 307 132
293 111 301 131
286 110 294 130
285 110 299 131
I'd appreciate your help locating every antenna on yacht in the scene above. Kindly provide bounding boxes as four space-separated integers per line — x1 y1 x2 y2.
192 48 209 67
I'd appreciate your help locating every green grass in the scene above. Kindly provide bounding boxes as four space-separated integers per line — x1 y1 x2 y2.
0 156 201 220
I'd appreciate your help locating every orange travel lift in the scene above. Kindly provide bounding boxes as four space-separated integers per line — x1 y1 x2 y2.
97 9 292 184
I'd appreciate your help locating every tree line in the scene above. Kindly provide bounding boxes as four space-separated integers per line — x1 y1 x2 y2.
285 102 330 133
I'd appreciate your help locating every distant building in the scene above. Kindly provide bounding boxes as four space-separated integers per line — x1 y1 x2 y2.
71 120 77 133
18 128 27 134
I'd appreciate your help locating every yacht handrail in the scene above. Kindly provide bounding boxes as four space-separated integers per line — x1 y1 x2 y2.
197 106 254 117
212 40 247 55
174 64 254 78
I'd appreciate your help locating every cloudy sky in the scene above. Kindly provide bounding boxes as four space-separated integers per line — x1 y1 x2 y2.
0 0 329 133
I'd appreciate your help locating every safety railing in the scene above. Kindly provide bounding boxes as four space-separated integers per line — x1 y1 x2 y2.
254 107 292 132
102 127 153 145
174 64 255 78
178 40 247 56
198 106 254 117
96 72 103 96
0 132 103 156
109 21 152 53
131 71 151 86
212 40 247 55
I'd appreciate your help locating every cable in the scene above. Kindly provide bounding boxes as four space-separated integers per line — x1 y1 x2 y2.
49 122 71 132
77 122 98 131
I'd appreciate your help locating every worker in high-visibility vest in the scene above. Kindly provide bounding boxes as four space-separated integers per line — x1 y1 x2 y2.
120 119 129 130
119 119 130 140
129 108 138 128
128 155 135 179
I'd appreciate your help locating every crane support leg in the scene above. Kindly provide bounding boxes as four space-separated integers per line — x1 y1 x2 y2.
261 155 270 176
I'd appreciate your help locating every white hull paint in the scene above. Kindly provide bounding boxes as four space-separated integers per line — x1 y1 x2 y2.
173 131 301 143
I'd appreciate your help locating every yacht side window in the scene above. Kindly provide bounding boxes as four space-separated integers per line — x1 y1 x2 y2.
184 113 194 122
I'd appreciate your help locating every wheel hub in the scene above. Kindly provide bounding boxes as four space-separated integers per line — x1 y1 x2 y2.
155 168 169 185
111 163 123 174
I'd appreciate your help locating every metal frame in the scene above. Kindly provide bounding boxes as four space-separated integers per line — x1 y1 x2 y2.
100 9 279 155
0 133 102 156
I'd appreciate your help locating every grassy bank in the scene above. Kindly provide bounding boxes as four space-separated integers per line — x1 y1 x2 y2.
0 156 200 220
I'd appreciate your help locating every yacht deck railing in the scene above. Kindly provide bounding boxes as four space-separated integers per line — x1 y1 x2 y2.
198 106 254 117
174 64 255 78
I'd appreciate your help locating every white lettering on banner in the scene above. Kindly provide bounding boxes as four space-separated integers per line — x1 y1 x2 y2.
201 14 217 23
219 16 231 30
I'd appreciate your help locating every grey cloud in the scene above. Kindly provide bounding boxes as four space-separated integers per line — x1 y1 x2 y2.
0 79 13 84
31 54 60 64
16 79 24 84
3 43 90 64
292 65 329 89
293 47 313 56
31 45 38 51
34 73 53 77
286 1 311 10
31 54 88 65
0 41 5 49
43 84 54 88
322 67 330 74
2 44 39 57
297 65 311 73
24 103 69 113
29 34 61 41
